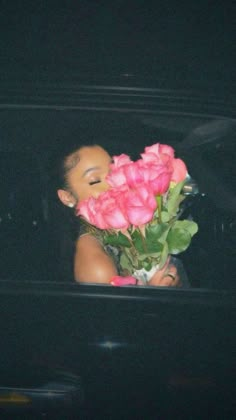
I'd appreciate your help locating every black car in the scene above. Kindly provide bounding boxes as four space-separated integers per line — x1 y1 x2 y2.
0 79 235 419
0 0 236 417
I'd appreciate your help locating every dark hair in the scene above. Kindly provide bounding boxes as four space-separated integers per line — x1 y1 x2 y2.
46 142 82 282
46 141 107 282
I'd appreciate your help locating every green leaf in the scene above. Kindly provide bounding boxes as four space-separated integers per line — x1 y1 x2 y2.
146 223 170 246
137 251 162 261
120 252 132 274
104 232 131 248
158 241 169 269
167 180 186 217
143 260 152 271
131 224 170 255
167 227 192 254
131 229 146 253
173 220 198 237
161 211 170 223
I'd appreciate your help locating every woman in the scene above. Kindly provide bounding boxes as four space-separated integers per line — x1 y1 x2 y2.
54 142 182 287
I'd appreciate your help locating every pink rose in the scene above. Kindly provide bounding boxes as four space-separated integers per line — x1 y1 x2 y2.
148 167 172 194
107 161 144 189
142 143 174 162
112 153 133 168
141 143 187 184
106 154 133 188
106 165 127 188
110 275 137 286
123 161 144 188
77 188 131 230
125 186 157 226
110 160 151 190
77 197 95 222
107 155 136 188
171 158 188 183
137 160 172 195
159 143 175 158
109 158 172 193
77 196 110 229
99 189 130 230
141 143 174 163
77 144 188 232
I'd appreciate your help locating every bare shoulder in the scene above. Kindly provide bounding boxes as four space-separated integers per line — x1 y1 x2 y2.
74 234 117 284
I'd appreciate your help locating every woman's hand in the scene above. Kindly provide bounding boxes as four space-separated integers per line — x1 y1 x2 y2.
148 261 181 287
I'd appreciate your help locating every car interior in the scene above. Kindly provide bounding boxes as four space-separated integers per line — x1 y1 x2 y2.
0 108 235 290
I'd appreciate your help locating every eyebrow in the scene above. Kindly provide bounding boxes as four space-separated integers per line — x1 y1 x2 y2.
82 166 100 177
82 158 113 178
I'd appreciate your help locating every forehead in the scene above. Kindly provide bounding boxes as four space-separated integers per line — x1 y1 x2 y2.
66 146 111 176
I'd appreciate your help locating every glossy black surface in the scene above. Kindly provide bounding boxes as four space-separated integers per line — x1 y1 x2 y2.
0 282 235 418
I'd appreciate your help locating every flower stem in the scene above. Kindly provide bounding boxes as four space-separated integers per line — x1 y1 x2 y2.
157 195 162 223
138 227 148 253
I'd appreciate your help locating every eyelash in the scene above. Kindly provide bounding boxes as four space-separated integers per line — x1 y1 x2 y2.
89 180 101 185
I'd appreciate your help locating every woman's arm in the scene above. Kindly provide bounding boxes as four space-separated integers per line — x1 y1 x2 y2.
74 235 181 287
74 234 118 283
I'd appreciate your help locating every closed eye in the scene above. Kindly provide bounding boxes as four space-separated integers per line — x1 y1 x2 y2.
89 180 101 185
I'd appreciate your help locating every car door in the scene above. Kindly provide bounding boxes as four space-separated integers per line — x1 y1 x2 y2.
0 282 235 419
0 83 235 419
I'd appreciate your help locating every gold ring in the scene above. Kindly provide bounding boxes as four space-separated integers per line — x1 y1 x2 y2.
166 272 176 281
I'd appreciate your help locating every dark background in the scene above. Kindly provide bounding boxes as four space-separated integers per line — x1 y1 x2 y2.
0 1 235 288
0 6 235 417
0 0 235 86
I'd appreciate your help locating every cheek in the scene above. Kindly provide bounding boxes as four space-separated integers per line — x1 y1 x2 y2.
93 182 110 198
75 185 96 202
68 182 84 203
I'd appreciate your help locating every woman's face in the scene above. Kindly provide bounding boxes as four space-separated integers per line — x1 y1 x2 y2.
65 145 112 204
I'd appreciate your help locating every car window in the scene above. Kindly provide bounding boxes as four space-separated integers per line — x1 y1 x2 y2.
0 108 235 290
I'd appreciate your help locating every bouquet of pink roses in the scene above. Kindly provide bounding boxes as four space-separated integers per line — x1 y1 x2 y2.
77 143 198 282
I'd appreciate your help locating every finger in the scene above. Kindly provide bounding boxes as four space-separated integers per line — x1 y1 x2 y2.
156 259 171 277
159 276 176 286
160 256 171 272
161 267 179 287
149 269 166 286
149 264 179 287
164 265 177 278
